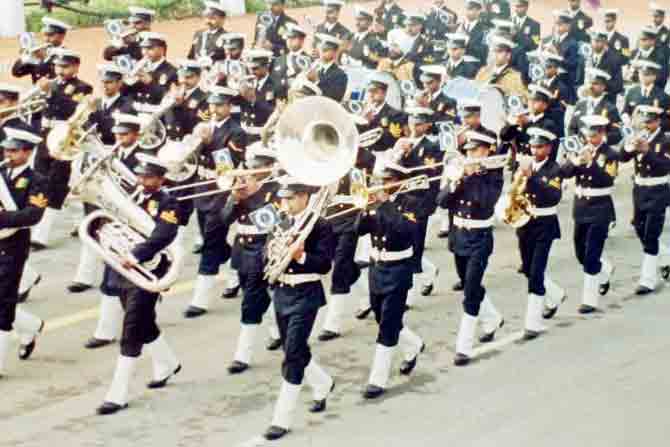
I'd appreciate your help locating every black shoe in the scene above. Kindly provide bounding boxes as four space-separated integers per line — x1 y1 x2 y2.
96 402 128 415
437 229 449 239
355 307 372 320
355 260 370 269
18 320 44 360
517 264 524 274
183 306 207 319
479 319 504 343
309 381 335 413
70 227 79 238
67 282 93 293
266 337 282 351
661 265 670 281
147 364 182 389
221 284 240 299
578 304 597 314
421 275 436 296
452 281 464 291
453 353 470 366
362 384 385 399
522 330 541 341
17 275 42 303
263 425 289 441
399 343 425 375
318 330 341 342
599 281 610 296
30 242 47 252
227 360 249 375
192 243 203 254
84 337 114 349
635 285 654 296
542 294 567 320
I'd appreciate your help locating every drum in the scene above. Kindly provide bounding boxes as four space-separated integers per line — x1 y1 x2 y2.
442 78 507 134
342 66 403 112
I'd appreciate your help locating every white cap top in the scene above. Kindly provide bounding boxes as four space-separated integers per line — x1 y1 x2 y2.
4 127 42 144
580 114 610 127
586 67 613 81
41 17 72 31
128 6 157 17
0 83 23 95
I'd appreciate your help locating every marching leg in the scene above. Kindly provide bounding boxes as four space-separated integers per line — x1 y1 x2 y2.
221 268 240 299
478 295 503 343
636 253 658 295
319 293 344 341
0 330 10 376
184 274 216 318
18 262 41 302
97 355 137 415
437 209 450 238
145 334 181 389
579 273 600 314
265 299 281 351
363 344 396 399
304 359 334 413
523 294 547 340
419 257 438 297
264 380 303 440
598 255 614 296
398 327 424 375
14 307 44 360
30 207 59 250
68 243 98 293
228 323 258 374
454 313 478 366
87 294 123 349
543 275 567 319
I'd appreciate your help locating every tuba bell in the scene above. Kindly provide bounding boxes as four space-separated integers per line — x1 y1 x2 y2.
47 99 97 161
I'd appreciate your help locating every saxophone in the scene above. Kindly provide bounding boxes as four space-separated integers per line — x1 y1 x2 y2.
503 170 531 228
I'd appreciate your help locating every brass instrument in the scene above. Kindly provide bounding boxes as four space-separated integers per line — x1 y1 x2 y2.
0 94 46 124
104 19 137 48
47 100 97 161
254 12 274 49
18 32 51 65
503 170 531 228
134 89 181 150
263 96 358 284
121 57 151 85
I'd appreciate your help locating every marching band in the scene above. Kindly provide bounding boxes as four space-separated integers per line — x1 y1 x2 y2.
3 0 670 442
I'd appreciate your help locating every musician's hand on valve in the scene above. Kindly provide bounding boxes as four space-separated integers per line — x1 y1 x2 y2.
518 159 532 178
291 242 306 262
306 67 319 83
37 77 51 93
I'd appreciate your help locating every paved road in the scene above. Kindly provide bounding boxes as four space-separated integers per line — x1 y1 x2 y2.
2 170 669 447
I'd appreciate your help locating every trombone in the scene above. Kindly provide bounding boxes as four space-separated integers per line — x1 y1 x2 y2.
168 165 281 201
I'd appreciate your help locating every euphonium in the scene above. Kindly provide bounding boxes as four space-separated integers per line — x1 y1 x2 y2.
503 170 532 228
76 153 183 293
47 99 97 161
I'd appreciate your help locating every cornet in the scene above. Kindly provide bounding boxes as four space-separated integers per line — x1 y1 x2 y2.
122 57 151 85
104 19 137 48
255 12 274 48
442 153 509 182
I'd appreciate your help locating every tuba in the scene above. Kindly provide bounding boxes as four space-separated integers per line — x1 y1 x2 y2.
47 100 97 161
75 148 183 293
264 96 358 284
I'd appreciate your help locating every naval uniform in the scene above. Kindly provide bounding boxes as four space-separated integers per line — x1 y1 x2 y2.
316 63 348 103
85 95 136 146
188 28 228 63
356 102 405 153
103 40 143 62
346 31 384 69
587 49 624 103
445 57 479 80
271 50 313 97
0 164 48 333
622 85 670 131
164 87 209 141
568 96 623 146
254 12 297 57
620 129 670 259
458 19 489 70
377 2 406 39
241 76 279 144
126 60 178 107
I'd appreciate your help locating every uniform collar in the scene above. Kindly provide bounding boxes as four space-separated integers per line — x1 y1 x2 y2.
431 89 442 101
647 127 661 142
120 142 139 160
640 47 653 57
256 74 269 91
148 58 166 72
354 30 369 40
103 93 120 108
494 64 509 75
532 158 548 172
8 162 29 180
213 116 230 128
529 112 544 122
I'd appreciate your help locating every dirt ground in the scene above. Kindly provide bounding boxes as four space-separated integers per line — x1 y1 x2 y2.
0 0 652 90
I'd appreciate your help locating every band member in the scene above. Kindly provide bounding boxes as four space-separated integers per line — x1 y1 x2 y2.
313 0 352 49
253 0 297 57
588 30 624 103
458 0 489 70
538 52 574 125
356 165 425 399
560 115 618 313
127 33 178 107
566 0 593 44
84 65 136 147
0 84 36 138
543 10 579 97
164 60 208 141
514 128 566 339
416 65 457 123
444 33 479 80
355 75 405 153
568 68 623 147
345 7 384 70
240 49 279 144
650 3 670 47
222 149 280 374
437 131 504 366
490 19 530 84
84 114 149 349
12 17 70 84
375 0 406 39
397 107 441 305
263 179 336 441
96 157 181 415
377 28 415 81
622 60 670 131
103 6 155 62
510 0 541 53
184 87 246 318
187 1 228 65
603 9 630 66
404 13 435 70
628 27 669 90
307 34 348 103
0 128 48 378
620 106 670 295
475 36 528 99
319 148 377 340
424 0 458 41
270 23 312 96
31 49 93 252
